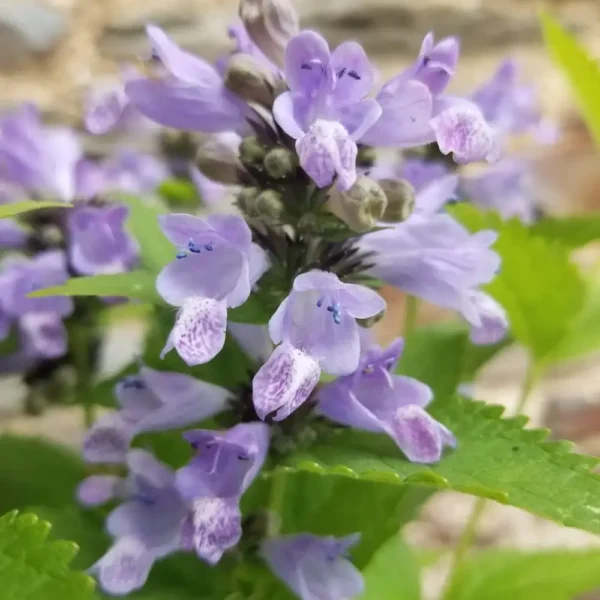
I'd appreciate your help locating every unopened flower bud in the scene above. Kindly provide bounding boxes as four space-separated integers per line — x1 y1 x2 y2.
239 0 299 69
237 186 260 215
160 129 199 162
378 178 415 223
255 189 284 220
225 54 275 107
264 147 298 179
196 135 244 185
240 136 267 167
356 145 377 167
327 176 388 233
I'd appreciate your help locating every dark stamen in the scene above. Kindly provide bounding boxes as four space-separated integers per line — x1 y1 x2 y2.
301 63 312 70
348 70 361 80
337 68 347 79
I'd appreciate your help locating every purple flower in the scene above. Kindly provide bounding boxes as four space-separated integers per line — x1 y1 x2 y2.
89 450 188 596
401 158 450 192
465 290 508 346
223 22 278 73
262 533 364 600
471 59 540 137
273 31 382 190
319 337 455 463
103 151 170 195
0 104 85 201
83 365 231 464
361 34 500 165
358 179 506 344
252 270 385 420
176 422 269 564
156 213 267 366
68 204 138 276
125 26 248 133
460 158 536 223
0 220 27 249
0 251 73 359
85 66 143 135
190 167 228 208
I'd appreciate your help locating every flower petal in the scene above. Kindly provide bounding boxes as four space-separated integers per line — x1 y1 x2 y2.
229 322 273 364
146 25 222 86
125 78 247 133
85 90 129 135
361 79 435 147
464 290 508 345
156 245 244 307
331 41 374 105
415 174 459 215
340 283 386 319
76 475 122 507
285 31 333 96
273 91 306 139
187 497 242 564
252 342 320 420
206 214 252 251
19 313 68 359
162 297 228 366
157 213 213 247
390 404 452 463
334 98 382 141
296 119 357 191
430 98 501 165
91 537 155 596
82 414 132 464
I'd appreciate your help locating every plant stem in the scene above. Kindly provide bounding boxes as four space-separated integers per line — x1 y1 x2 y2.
267 469 286 537
404 295 419 337
442 356 540 599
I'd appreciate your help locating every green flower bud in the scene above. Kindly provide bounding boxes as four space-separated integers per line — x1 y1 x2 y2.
236 186 260 215
378 178 415 223
159 129 198 161
224 53 275 107
263 147 298 179
327 176 388 233
195 136 244 184
255 189 284 220
239 136 267 167
356 145 377 167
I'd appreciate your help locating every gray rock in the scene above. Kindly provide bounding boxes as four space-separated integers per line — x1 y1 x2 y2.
0 1 67 67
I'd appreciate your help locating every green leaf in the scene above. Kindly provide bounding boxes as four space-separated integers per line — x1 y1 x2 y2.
281 395 600 535
545 269 600 364
118 194 172 273
445 547 600 600
531 214 600 250
450 204 585 364
0 201 72 219
0 436 85 514
398 322 509 401
360 535 421 600
246 472 431 568
541 12 600 148
228 289 280 324
158 178 200 209
27 271 161 304
0 511 95 600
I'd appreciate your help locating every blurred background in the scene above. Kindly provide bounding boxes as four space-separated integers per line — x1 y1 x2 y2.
2 0 600 597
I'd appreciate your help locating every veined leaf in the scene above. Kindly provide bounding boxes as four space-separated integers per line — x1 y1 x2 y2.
531 214 600 250
281 395 600 535
450 204 585 364
0 201 72 219
117 194 173 273
27 271 161 304
0 511 95 600
360 535 421 600
541 12 600 148
445 547 600 600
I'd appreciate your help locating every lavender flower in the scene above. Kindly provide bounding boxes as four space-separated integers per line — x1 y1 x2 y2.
252 270 385 420
125 26 248 133
273 31 381 190
359 176 507 344
102 151 170 195
262 533 364 600
68 204 138 276
361 33 500 165
83 365 231 464
1 251 73 359
460 158 536 223
156 213 267 366
0 220 27 249
0 104 84 201
319 337 455 463
88 450 188 596
176 422 269 564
